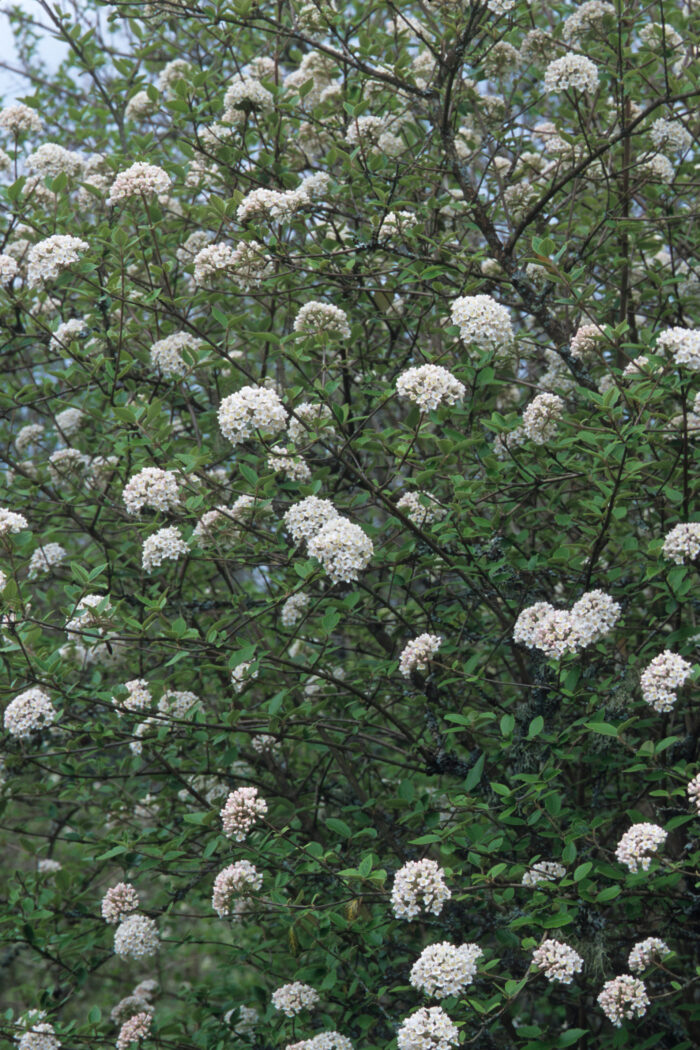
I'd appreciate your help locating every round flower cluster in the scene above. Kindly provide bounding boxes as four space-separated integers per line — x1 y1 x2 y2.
284 496 339 543
123 467 181 515
220 786 268 841
450 294 514 355
107 162 171 204
687 772 700 814
597 975 649 1026
117 679 152 712
193 243 238 285
286 1033 353 1050
142 526 189 571
380 210 417 239
231 660 258 693
218 385 288 445
570 323 604 362
399 634 443 677
409 942 482 998
113 914 159 958
271 982 320 1016
522 393 564 444
16 423 44 453
281 591 310 626
229 239 272 289
307 516 374 583
4 687 56 738
643 153 675 182
521 860 567 885
268 447 311 482
18 1019 60 1050
65 594 111 635
48 448 88 484
101 883 140 924
544 54 599 93
615 822 667 873
397 1007 459 1050
116 1011 152 1050
158 689 200 719
55 407 84 436
640 650 693 712
293 301 351 338
662 522 700 564
396 491 446 528
655 326 700 370
158 58 192 94
628 937 669 972
0 252 19 281
391 859 451 919
396 365 466 412
650 117 691 153
26 142 84 179
37 859 62 874
212 860 262 917
531 939 584 984
223 73 273 120
0 102 43 133
513 590 620 658
237 186 301 224
562 0 614 41
27 542 67 578
150 332 203 377
125 90 157 121
27 234 89 285
192 506 242 547
0 507 29 534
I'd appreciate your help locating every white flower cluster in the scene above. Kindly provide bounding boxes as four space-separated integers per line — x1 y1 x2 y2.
271 982 320 1016
18 1019 60 1050
220 786 268 841
125 91 157 121
650 118 691 153
123 467 181 514
450 294 514 355
158 689 200 719
158 58 192 95
544 54 599 93
116 1011 152 1050
27 235 89 285
48 447 88 484
521 860 567 885
380 211 417 239
37 859 61 874
101 883 140 924
268 447 311 482
55 407 84 436
687 772 700 814
522 393 565 444
218 385 288 445
307 516 374 583
513 589 621 658
193 243 237 285
656 327 700 370
107 162 171 204
281 591 310 626
570 323 604 361
399 634 443 677
231 660 258 693
0 102 42 133
396 492 447 528
597 975 649 1026
16 423 44 453
662 521 700 564
113 914 159 958
228 239 272 289
142 526 188 571
212 860 262 917
409 942 482 998
396 365 466 412
531 939 584 984
150 332 203 377
284 496 339 543
293 301 351 338
223 73 274 120
27 542 67 578
615 822 667 873
117 679 152 712
391 859 451 919
4 687 56 738
0 253 19 281
286 1033 353 1050
26 142 84 179
628 937 669 972
0 507 29 534
397 1007 459 1050
640 650 693 712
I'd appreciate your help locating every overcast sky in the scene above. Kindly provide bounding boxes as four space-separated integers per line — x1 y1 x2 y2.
0 0 69 101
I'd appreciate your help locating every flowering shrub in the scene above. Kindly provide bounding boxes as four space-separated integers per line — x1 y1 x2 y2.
1 0 700 1047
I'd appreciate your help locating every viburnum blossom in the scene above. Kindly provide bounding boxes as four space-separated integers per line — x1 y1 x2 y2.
397 1007 459 1050
27 543 67 578
27 235 89 285
628 937 670 972
293 301 351 338
284 496 340 543
0 507 29 534
662 522 700 563
18 1018 60 1050
396 365 465 412
615 823 667 872
211 861 262 917
391 859 451 919
271 982 320 1016
150 332 204 377
116 1011 152 1050
513 590 620 657
531 939 584 983
522 393 565 444
142 526 189 571
116 679 152 712
220 786 268 841
307 516 374 583
409 942 483 998
107 162 171 204
640 650 693 712
396 491 446 528
113 914 159 958
597 975 649 1026
450 294 513 354
655 327 700 369
544 54 599 93
280 591 310 626
4 687 56 738
218 385 288 445
101 883 140 924
687 772 700 814
521 861 567 885
123 467 181 515
286 1033 353 1050
399 634 442 677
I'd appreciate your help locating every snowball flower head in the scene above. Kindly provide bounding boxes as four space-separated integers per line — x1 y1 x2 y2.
628 937 669 973
271 982 320 1016
531 939 583 984
123 467 181 515
281 591 310 626
150 332 203 377
396 365 466 412
212 860 262 917
307 516 374 583
521 860 566 885
640 650 693 713
0 507 29 534
27 235 89 285
544 54 599 93
399 634 442 677
650 118 691 153
397 1006 459 1050
522 393 564 444
284 496 340 543
597 975 649 1026
116 1012 152 1050
101 883 140 924
220 786 268 841
451 294 514 355
0 253 19 281
107 162 171 204
391 859 451 919
0 102 42 134
293 301 351 338
223 73 273 119
117 679 152 712
18 1020 60 1050
661 523 700 564
656 327 700 370
4 687 56 738
409 942 482 998
396 491 446 528
218 385 288 445
287 1033 352 1050
687 772 700 814
113 914 159 958
27 543 67 578
142 526 188 571
615 823 667 873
